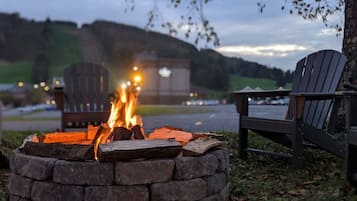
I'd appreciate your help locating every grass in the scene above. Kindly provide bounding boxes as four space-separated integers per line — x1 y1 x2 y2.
0 130 33 201
136 105 212 116
230 75 278 91
3 116 60 121
48 24 82 76
0 24 82 84
222 132 357 201
2 105 212 122
0 61 33 83
0 131 34 157
1 130 356 200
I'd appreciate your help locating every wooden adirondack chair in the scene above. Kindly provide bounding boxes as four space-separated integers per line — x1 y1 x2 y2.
231 49 357 168
54 62 110 131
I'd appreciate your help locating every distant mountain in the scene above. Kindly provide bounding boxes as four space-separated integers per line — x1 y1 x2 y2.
0 13 292 90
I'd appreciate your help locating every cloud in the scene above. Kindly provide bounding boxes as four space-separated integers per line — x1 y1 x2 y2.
316 28 338 37
216 44 308 58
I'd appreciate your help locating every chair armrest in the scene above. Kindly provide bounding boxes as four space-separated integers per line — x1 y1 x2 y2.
344 82 357 91
288 91 357 120
231 90 291 114
289 91 357 100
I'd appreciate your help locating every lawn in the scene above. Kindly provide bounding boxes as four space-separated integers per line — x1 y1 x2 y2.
136 105 212 116
48 24 82 76
0 61 33 83
230 75 279 91
0 24 82 85
2 105 212 122
225 132 357 201
1 130 356 200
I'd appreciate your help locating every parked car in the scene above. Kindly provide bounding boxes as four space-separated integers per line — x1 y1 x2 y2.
184 99 220 106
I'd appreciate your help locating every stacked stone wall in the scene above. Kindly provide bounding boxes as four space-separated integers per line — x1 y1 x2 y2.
8 147 229 201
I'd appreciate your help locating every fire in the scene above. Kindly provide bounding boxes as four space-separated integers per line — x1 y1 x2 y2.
93 73 143 159
107 82 140 129
34 66 192 161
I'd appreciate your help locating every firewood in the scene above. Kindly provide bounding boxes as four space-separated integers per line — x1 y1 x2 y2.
112 127 132 140
131 125 145 139
41 132 87 143
182 137 225 156
21 142 94 161
192 132 226 141
91 125 104 144
148 127 193 145
97 139 182 162
19 134 39 149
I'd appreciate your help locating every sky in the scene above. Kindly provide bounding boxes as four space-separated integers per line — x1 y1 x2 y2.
0 0 344 71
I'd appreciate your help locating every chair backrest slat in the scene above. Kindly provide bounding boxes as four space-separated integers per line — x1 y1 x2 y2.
303 51 331 126
287 50 347 129
64 63 109 113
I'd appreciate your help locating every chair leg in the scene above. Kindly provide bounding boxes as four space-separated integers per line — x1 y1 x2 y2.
292 130 303 168
61 114 65 132
347 127 357 186
239 128 248 160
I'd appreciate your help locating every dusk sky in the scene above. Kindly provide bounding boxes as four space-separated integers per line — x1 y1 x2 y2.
0 0 344 71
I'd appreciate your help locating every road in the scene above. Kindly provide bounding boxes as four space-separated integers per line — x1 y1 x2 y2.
2 105 288 133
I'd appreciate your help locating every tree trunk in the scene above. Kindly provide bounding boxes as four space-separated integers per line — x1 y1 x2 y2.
329 0 357 133
342 0 357 81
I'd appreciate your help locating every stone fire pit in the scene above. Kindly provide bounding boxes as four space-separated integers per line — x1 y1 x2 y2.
8 145 229 201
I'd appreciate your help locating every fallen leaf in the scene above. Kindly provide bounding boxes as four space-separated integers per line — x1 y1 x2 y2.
287 190 299 196
302 180 316 185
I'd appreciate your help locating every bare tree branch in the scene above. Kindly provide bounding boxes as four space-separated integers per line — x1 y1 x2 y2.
126 0 344 46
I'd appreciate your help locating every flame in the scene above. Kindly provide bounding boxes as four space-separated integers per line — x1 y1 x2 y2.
93 80 142 159
107 83 140 130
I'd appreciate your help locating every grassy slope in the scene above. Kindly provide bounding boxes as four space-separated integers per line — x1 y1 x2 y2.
48 24 82 76
0 61 32 83
0 24 82 84
230 74 277 91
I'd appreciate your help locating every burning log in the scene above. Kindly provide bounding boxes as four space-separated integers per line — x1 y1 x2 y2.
41 132 88 143
90 125 104 144
21 142 94 161
97 139 182 162
111 127 132 141
131 125 145 139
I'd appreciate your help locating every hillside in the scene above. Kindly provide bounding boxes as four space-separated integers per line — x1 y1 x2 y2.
0 13 292 92
86 20 292 90
0 13 82 83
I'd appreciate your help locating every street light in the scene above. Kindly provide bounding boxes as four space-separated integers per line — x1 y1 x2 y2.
133 75 142 83
44 86 50 92
17 81 24 88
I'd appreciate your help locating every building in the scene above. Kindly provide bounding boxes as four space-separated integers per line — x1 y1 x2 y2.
134 52 190 104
